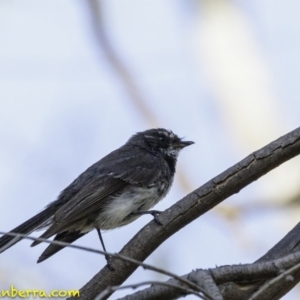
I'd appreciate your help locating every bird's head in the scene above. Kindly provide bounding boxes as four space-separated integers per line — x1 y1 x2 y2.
129 128 194 158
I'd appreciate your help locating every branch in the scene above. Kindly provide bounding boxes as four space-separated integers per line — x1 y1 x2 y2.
215 219 300 299
66 127 300 300
223 219 300 300
120 247 300 300
220 220 300 300
248 261 300 300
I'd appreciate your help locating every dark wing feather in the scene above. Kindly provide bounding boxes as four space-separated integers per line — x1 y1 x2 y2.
56 176 126 224
111 166 162 187
107 150 166 186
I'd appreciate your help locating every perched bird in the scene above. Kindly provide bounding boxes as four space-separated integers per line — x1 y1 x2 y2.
0 128 193 267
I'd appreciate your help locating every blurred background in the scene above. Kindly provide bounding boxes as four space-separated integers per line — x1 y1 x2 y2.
1 0 300 299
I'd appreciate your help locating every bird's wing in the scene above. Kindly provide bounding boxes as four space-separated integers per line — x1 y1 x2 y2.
41 152 165 237
109 164 162 187
32 176 127 244
107 150 165 187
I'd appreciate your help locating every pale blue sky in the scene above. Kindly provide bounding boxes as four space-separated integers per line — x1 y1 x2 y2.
1 1 300 299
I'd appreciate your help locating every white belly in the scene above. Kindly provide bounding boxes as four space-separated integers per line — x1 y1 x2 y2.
94 182 171 230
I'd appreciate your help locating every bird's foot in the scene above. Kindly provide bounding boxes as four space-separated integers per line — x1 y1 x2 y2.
131 210 162 225
148 210 162 225
105 255 115 271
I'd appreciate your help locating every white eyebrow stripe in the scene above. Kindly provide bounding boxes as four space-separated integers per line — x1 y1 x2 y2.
158 129 171 135
146 129 177 140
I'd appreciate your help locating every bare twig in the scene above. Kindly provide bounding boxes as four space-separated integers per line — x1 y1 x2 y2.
0 231 210 298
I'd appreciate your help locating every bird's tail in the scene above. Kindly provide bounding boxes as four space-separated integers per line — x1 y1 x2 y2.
37 231 87 263
0 206 56 254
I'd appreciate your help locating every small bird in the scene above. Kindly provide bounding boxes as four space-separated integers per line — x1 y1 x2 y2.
0 128 193 267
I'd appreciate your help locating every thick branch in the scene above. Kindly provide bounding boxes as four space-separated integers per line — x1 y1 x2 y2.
221 220 300 300
68 128 300 300
119 239 300 300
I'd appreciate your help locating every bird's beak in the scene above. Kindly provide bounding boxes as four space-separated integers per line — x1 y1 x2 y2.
176 140 195 149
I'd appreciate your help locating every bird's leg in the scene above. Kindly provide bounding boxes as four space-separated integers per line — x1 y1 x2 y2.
131 210 163 225
96 228 115 271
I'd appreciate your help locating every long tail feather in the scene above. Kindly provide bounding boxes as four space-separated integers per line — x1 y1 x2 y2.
0 206 56 253
37 231 87 263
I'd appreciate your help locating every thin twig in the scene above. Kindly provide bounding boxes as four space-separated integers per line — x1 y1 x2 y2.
0 231 211 299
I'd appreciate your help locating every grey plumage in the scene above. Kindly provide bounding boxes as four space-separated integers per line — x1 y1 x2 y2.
0 128 194 263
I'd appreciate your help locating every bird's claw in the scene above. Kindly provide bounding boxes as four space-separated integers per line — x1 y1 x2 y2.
105 255 115 271
131 210 163 225
149 210 162 225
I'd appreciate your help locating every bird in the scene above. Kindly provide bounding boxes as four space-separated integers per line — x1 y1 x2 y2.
0 128 194 268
